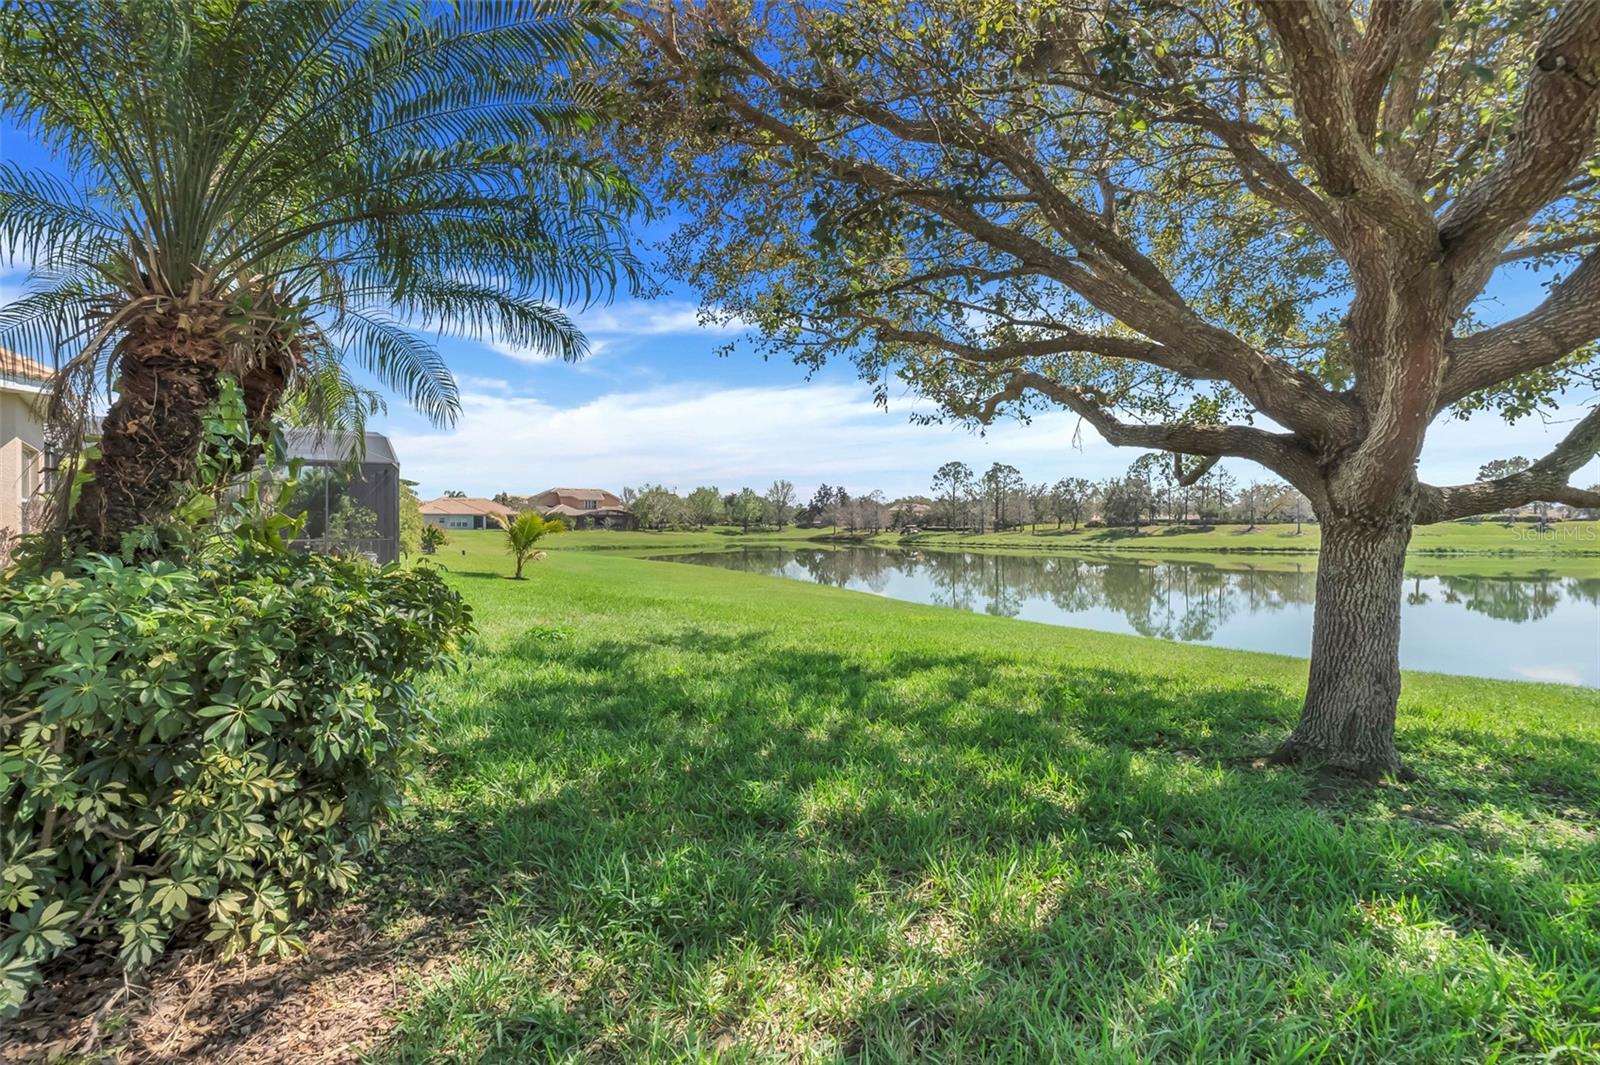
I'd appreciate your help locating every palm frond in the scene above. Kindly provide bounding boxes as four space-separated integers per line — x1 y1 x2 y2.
280 346 388 445
390 276 588 362
0 163 121 269
325 310 460 428
0 0 643 438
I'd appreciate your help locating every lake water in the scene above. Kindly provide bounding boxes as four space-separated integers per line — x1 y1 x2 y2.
653 546 1600 686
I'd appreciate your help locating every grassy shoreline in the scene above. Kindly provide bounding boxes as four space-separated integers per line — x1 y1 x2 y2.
884 519 1600 557
460 519 1600 559
434 527 1600 579
366 550 1600 1061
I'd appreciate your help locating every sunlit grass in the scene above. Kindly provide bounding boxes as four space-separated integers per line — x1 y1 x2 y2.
430 518 1600 558
368 551 1600 1062
886 519 1600 558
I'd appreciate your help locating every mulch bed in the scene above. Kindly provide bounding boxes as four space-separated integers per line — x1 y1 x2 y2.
1 908 462 1063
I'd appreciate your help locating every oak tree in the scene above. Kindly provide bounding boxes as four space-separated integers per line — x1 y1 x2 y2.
625 0 1600 777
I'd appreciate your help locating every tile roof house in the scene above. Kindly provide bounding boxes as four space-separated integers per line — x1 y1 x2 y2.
0 348 52 558
531 487 634 530
419 495 518 531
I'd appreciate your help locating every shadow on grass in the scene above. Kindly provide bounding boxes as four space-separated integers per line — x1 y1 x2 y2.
368 621 1600 1062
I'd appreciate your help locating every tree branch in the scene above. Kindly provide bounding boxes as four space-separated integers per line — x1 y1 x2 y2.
867 321 1210 377
1255 0 1437 253
633 12 1360 442
1161 108 1345 250
1174 454 1221 488
1438 246 1600 409
1499 232 1600 264
968 369 1324 494
1349 0 1445 139
1438 3 1600 296
1417 404 1600 522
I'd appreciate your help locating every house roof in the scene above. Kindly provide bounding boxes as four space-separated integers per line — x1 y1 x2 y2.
419 496 518 517
281 428 399 467
539 487 617 501
542 503 629 517
0 347 54 384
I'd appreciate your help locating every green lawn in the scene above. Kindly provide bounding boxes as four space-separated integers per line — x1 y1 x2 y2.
369 549 1600 1063
432 518 1600 559
435 526 1600 579
880 520 1600 556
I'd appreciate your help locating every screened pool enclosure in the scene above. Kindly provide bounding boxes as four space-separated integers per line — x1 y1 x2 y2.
275 429 402 564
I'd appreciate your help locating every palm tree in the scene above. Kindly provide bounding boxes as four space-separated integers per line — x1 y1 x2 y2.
505 512 563 579
0 0 641 553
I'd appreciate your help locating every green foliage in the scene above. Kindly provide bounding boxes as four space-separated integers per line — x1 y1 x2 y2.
399 482 424 557
684 486 726 529
324 497 382 558
0 0 644 439
729 487 765 530
624 484 685 531
421 525 449 555
1478 456 1533 482
0 550 471 1013
505 512 565 578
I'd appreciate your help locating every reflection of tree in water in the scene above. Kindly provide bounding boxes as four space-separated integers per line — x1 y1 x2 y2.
896 551 1315 641
1434 574 1563 623
1564 578 1600 608
673 549 1583 644
789 547 898 593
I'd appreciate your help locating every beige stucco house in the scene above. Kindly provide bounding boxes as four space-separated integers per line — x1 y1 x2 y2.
0 349 51 554
419 495 518 531
531 487 633 529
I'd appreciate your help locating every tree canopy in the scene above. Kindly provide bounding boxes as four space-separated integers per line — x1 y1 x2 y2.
621 0 1600 776
623 0 1600 521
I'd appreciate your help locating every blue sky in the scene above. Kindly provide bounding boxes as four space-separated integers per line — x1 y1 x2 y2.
3 119 1597 503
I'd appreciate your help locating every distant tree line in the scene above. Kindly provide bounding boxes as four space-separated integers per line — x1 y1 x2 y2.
464 456 1595 538
926 457 1313 534
607 480 920 534
616 480 804 532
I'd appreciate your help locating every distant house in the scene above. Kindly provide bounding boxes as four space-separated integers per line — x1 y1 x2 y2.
1 348 52 556
889 502 933 522
420 496 517 531
531 487 634 530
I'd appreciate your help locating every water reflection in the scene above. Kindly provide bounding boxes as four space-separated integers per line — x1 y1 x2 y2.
655 546 1600 686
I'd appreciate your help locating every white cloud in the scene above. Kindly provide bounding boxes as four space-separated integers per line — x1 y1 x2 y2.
574 300 747 337
477 299 740 369
390 379 1128 499
389 377 1600 502
486 336 609 365
1511 665 1584 686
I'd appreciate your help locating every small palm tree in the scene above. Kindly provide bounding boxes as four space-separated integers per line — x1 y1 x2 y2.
420 525 448 555
0 0 641 553
506 512 563 579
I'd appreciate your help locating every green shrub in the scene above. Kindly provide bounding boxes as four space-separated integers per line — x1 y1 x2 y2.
0 549 471 1012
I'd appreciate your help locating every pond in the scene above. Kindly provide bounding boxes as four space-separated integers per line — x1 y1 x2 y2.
652 546 1600 686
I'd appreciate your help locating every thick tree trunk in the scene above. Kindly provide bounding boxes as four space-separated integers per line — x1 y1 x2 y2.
1273 512 1413 779
71 327 225 554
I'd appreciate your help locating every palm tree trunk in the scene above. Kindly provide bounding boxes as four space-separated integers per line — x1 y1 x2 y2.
71 327 225 553
240 357 291 466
